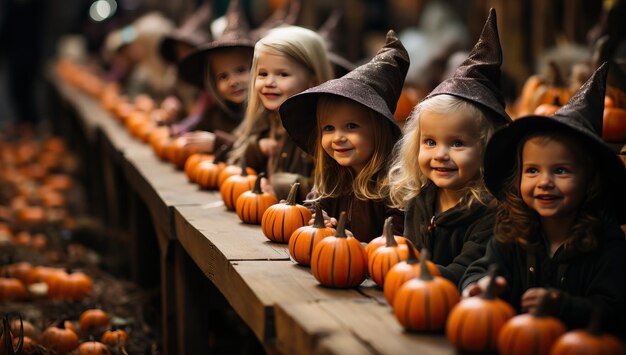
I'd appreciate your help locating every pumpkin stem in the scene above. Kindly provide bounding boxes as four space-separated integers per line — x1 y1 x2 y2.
381 217 397 247
419 249 434 281
334 212 348 238
405 240 419 265
285 182 300 206
482 264 499 300
552 95 561 106
312 203 326 229
533 289 560 317
239 158 248 177
252 173 265 194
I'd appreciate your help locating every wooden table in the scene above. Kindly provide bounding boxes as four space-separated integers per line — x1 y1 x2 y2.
51 76 455 355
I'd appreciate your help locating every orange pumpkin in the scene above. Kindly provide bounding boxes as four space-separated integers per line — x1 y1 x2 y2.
383 243 440 305
365 230 412 259
184 153 214 183
217 163 253 189
261 183 311 243
9 319 38 340
533 96 562 116
393 249 459 331
516 62 572 117
78 309 111 333
368 217 410 287
194 160 226 190
550 309 625 355
47 270 93 301
0 274 28 302
40 321 79 354
310 212 368 288
446 265 515 353
0 263 32 285
235 173 278 224
101 328 129 347
219 161 256 211
288 203 336 266
497 290 566 355
76 341 112 354
602 103 626 142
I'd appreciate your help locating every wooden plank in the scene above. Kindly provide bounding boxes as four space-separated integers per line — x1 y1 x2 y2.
275 300 455 355
50 76 102 141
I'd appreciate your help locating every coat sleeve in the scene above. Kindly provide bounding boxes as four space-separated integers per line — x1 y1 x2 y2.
387 206 405 237
271 173 312 202
460 237 514 292
403 199 418 245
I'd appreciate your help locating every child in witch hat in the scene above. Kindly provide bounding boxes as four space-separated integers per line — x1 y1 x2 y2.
171 0 255 154
387 8 511 285
461 62 626 333
279 30 408 242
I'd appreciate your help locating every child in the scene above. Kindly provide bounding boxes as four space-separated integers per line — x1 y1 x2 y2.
171 0 255 153
461 62 626 333
279 30 409 242
387 9 511 285
227 25 334 200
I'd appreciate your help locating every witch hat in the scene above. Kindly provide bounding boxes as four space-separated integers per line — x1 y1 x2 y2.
159 2 213 64
484 62 626 223
319 10 356 77
177 0 255 88
279 30 409 154
250 0 301 41
424 8 510 124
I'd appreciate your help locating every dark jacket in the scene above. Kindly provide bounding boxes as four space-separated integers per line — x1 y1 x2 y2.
320 194 404 243
404 182 497 286
460 219 626 334
193 104 242 150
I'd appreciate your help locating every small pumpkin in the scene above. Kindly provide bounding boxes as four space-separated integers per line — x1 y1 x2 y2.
101 327 129 347
47 270 93 301
220 161 257 211
194 160 226 190
602 95 626 142
365 230 412 259
0 315 23 355
40 321 79 354
310 212 368 288
393 249 459 331
550 310 626 355
446 265 516 353
0 274 28 302
76 341 112 354
1 262 33 285
498 290 566 355
533 96 562 116
78 309 111 333
288 203 336 266
184 153 214 183
217 162 256 189
235 173 278 224
165 136 198 170
368 217 410 287
261 183 312 243
9 319 38 340
383 243 440 305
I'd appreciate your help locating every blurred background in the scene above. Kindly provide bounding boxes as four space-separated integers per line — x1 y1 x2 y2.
0 0 623 130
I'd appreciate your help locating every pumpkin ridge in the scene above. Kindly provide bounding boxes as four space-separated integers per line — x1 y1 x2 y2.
254 196 259 222
270 210 278 239
345 239 352 288
532 327 540 355
330 241 337 288
308 230 317 257
280 209 287 242
485 310 493 352
403 288 413 327
424 288 431 331
455 310 468 350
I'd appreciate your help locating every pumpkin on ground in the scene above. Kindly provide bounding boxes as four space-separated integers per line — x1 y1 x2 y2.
446 265 515 353
78 309 111 333
368 217 410 287
383 243 440 305
310 212 368 288
498 290 566 355
40 321 79 354
76 341 112 354
550 310 626 355
602 94 626 142
0 274 28 302
47 270 93 301
261 183 311 243
235 173 277 224
393 249 459 331
288 203 336 266
101 328 129 347
220 161 256 211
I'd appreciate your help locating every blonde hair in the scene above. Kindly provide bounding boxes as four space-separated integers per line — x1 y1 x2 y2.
228 26 334 163
312 95 397 201
388 94 499 209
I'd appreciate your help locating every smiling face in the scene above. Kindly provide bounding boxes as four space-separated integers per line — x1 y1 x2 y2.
417 111 483 196
319 99 376 173
254 51 316 111
520 136 588 224
210 49 252 104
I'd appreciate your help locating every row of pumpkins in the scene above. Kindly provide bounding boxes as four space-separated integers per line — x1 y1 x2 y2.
0 309 128 354
56 60 626 355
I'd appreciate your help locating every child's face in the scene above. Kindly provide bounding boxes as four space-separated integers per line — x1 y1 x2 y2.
418 111 483 192
319 100 375 173
210 50 251 104
254 51 316 111
520 137 588 223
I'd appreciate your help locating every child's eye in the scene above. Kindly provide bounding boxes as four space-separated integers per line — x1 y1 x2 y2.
257 71 267 77
235 66 248 74
554 167 569 174
217 73 228 81
451 140 464 148
525 167 538 174
321 125 334 132
424 139 435 146
280 72 290 77
346 123 359 129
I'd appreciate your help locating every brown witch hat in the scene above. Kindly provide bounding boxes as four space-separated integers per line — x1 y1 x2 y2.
319 10 356 78
424 8 510 124
279 30 409 154
177 0 255 88
484 62 626 224
159 2 213 64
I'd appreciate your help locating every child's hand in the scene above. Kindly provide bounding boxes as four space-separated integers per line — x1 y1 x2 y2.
260 176 276 197
521 287 548 313
259 138 279 156
308 209 337 228
161 95 182 118
181 131 215 153
462 275 507 298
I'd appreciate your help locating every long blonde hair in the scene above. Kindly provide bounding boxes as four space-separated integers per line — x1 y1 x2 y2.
388 94 498 209
228 26 334 163
312 95 397 201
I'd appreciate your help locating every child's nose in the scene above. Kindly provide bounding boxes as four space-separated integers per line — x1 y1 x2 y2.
537 173 554 188
434 146 449 160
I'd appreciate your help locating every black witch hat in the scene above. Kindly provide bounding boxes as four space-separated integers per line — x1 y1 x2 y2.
159 2 213 64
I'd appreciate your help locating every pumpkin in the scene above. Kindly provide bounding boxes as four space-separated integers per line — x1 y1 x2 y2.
365 230 412 259
0 274 28 301
13 231 32 247
184 153 214 183
235 173 278 224
446 265 516 353
288 203 336 266
498 291 566 355
76 341 112 355
148 127 172 161
165 136 198 170
383 243 440 305
219 161 256 211
30 234 48 251
533 96 562 116
44 174 74 192
14 336 38 354
194 160 226 190
394 85 420 122
217 162 256 189
25 266 64 285
17 206 46 228
1 262 33 284
40 321 79 354
368 217 410 287
602 96 626 142
550 310 626 355
393 249 459 331
78 309 111 333
261 183 311 243
101 328 129 347
47 270 93 301
516 62 573 117
310 212 368 288
9 319 38 340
